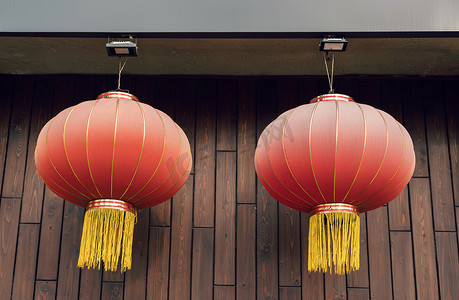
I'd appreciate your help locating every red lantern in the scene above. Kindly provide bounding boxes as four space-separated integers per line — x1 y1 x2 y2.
254 94 415 274
35 91 192 272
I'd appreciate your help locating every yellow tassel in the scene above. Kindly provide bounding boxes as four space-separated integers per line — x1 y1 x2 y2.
77 208 136 272
308 212 360 274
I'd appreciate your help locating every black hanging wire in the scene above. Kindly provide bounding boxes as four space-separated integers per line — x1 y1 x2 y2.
323 52 335 94
117 57 129 92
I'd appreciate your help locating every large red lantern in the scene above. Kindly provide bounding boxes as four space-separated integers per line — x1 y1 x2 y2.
254 93 415 274
35 91 192 272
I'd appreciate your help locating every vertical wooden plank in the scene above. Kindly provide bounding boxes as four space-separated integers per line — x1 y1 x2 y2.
388 188 411 231
11 224 40 299
390 232 416 300
237 79 256 204
72 77 95 110
135 78 166 227
279 287 301 300
36 188 64 280
36 76 74 281
236 204 256 300
236 79 257 298
402 81 428 177
214 286 235 300
56 201 84 300
424 81 456 231
457 207 459 251
338 78 360 101
278 205 301 287
79 269 102 300
21 77 53 223
155 78 176 115
382 96 403 122
0 198 21 299
445 80 459 206
175 78 197 173
277 79 301 287
215 152 236 285
51 76 75 113
103 268 124 282
94 75 117 96
325 273 346 300
380 79 401 103
359 79 381 108
149 78 197 232
134 77 155 104
301 213 324 300
119 75 137 95
298 78 319 103
409 178 439 300
35 281 57 300
256 79 278 300
169 176 193 300
347 213 369 288
147 227 170 300
216 79 237 151
435 232 459 300
194 79 217 227
101 282 123 300
124 209 149 299
191 228 214 300
381 91 412 231
367 206 393 300
276 78 298 112
347 288 370 300
150 78 175 227
2 76 33 197
0 76 13 195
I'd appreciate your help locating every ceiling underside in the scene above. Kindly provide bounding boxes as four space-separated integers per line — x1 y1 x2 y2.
1 37 459 76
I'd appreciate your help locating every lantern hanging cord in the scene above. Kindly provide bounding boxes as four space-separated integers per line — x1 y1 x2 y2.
117 57 128 91
323 52 335 94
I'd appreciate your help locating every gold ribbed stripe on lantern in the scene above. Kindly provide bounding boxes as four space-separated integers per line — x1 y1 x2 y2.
77 199 136 272
308 203 360 275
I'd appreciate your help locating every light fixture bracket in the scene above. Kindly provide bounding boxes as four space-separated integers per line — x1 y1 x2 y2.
106 36 138 57
319 37 348 52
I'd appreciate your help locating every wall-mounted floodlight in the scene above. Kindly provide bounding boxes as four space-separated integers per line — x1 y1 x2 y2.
319 38 348 52
106 38 138 56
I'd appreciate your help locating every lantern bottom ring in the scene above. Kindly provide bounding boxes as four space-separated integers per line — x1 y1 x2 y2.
86 199 136 214
310 203 359 216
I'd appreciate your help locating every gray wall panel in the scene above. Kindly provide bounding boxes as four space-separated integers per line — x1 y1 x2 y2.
1 0 458 33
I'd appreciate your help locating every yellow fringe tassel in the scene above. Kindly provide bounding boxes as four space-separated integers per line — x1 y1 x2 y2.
308 212 360 275
77 208 136 272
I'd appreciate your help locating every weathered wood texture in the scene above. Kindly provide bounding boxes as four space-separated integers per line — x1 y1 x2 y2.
0 75 457 300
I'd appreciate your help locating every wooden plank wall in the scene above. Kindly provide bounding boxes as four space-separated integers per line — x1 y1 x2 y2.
0 75 458 300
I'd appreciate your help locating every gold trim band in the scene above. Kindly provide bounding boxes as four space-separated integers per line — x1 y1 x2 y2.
310 203 359 215
310 93 354 103
86 199 136 214
97 91 139 102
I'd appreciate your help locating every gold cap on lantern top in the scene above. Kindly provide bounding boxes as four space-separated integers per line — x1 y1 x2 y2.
96 91 139 101
310 93 354 103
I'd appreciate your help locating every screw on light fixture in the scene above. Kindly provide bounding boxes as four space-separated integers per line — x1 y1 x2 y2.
106 36 138 57
319 37 348 52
